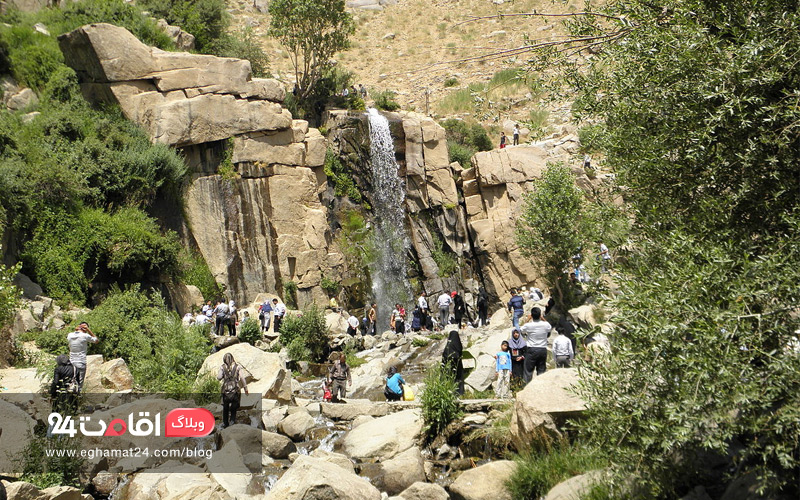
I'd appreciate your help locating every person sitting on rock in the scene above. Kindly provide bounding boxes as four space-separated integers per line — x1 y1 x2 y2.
384 366 405 401
217 353 248 428
327 353 352 403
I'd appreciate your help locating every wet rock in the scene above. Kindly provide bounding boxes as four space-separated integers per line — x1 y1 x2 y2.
262 430 297 459
278 410 315 441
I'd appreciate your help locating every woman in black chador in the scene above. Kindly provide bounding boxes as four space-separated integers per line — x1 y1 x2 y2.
442 330 465 395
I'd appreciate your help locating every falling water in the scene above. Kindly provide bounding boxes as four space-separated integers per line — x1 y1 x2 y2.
366 108 411 331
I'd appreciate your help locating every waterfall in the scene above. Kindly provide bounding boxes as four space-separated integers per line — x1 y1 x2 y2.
367 108 410 331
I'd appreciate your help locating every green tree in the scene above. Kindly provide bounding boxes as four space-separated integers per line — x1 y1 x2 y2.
516 164 585 309
0 255 21 327
268 0 354 101
518 0 800 496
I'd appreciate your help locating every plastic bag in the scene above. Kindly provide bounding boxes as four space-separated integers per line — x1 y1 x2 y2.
402 386 415 401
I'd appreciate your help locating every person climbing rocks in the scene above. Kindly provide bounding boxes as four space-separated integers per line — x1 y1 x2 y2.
217 353 248 428
327 353 352 403
259 298 273 333
384 365 405 401
513 124 520 145
50 354 78 414
520 307 552 382
418 292 429 332
272 298 286 333
507 289 526 329
67 322 98 392
442 330 465 395
598 242 612 272
453 291 466 328
477 287 489 327
495 341 512 399
347 314 359 336
500 131 507 149
437 291 452 329
556 315 578 357
508 328 527 386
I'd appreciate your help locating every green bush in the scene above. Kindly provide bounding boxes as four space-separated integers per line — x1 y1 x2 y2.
238 318 262 345
444 77 459 87
138 0 227 52
507 443 604 500
15 429 84 489
411 337 429 347
431 232 458 278
324 149 363 203
372 89 400 111
279 305 329 362
420 363 462 438
180 249 222 302
207 27 270 78
320 275 341 297
282 280 298 309
442 119 492 167
447 142 474 168
23 207 182 305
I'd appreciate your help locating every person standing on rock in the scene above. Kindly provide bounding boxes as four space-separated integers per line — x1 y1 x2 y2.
453 291 467 328
327 353 352 403
347 314 359 336
598 241 612 273
494 341 512 399
442 330 465 395
508 328 527 386
552 329 575 368
202 300 213 316
507 289 526 329
227 300 238 336
259 299 273 333
50 354 78 414
513 124 520 145
437 291 452 330
213 300 229 336
67 322 98 391
272 298 286 333
520 307 552 382
477 287 489 327
368 303 377 335
499 131 507 149
418 292 429 332
384 366 405 401
411 306 423 332
391 303 406 334
217 353 248 428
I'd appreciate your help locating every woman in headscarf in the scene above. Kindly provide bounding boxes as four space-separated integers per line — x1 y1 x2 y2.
477 287 489 327
507 328 527 387
50 354 77 414
441 330 465 395
384 366 406 401
217 353 248 428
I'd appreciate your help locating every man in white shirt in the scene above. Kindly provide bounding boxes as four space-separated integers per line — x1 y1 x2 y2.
599 242 611 272
347 315 359 336
552 331 575 368
519 307 551 382
272 298 287 333
437 291 452 330
67 322 99 391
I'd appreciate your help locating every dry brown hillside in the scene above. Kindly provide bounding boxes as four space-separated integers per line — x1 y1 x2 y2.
227 0 582 134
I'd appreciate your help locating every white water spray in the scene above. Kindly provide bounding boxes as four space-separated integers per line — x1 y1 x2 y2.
366 108 411 330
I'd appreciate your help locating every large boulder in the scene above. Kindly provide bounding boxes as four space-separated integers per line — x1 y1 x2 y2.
399 482 449 500
308 449 355 473
320 400 390 420
277 410 315 441
0 400 37 475
515 368 586 417
568 304 597 329
449 460 516 500
365 446 425 495
122 464 231 499
262 431 297 459
267 455 381 500
341 409 423 460
198 343 292 402
0 367 45 393
543 470 604 500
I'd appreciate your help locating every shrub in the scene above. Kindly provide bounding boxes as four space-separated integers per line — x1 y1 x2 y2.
320 275 341 297
420 363 462 438
207 27 270 78
0 257 20 328
278 305 329 362
411 337 429 347
138 0 227 52
444 77 459 87
372 89 400 111
447 142 474 168
324 149 363 203
431 232 458 278
238 318 262 345
14 429 84 488
179 249 222 302
507 443 604 500
282 280 298 309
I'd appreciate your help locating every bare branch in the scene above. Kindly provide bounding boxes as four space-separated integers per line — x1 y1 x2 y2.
455 10 625 27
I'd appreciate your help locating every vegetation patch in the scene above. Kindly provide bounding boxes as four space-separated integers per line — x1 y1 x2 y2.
420 363 462 438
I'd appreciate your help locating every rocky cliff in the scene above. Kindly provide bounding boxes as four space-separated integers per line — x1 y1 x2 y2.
58 23 597 307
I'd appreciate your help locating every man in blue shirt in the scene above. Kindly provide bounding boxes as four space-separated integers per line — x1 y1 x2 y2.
507 289 526 329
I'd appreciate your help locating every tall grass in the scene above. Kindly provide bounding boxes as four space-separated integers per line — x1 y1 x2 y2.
506 442 605 500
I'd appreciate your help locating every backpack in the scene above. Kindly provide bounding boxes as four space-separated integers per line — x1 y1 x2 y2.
221 364 241 402
66 366 79 394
